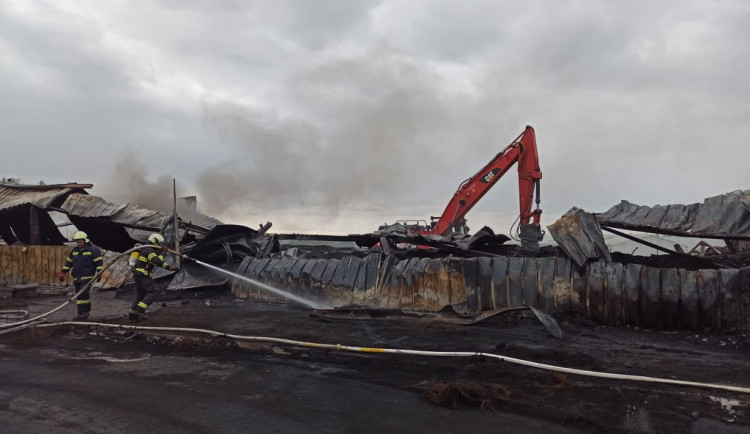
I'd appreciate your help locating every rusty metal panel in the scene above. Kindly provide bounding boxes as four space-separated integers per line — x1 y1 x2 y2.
680 269 699 330
641 267 661 329
476 257 493 311
605 263 623 325
624 263 642 325
507 257 524 306
411 257 430 311
461 258 479 313
570 263 587 312
373 256 396 305
552 257 572 311
537 257 555 312
587 261 606 321
424 259 448 311
522 258 538 306
661 268 680 329
491 256 509 308
719 269 740 332
387 259 407 309
449 258 469 313
399 257 421 310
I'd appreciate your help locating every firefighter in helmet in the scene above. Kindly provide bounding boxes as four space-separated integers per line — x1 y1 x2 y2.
59 231 103 320
129 233 178 320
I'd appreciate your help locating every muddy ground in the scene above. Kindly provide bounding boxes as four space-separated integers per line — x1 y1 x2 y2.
0 286 749 433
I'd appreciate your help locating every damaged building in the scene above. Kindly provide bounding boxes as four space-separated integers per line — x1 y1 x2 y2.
1 182 748 333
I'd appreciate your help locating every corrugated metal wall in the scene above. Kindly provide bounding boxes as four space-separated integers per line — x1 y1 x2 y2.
0 246 132 289
231 254 748 333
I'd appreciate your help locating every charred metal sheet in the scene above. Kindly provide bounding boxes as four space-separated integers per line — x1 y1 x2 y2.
680 269 699 330
476 257 493 311
522 258 538 306
588 261 606 321
547 208 611 267
624 263 642 325
661 268 680 328
552 257 572 311
61 193 168 231
448 259 468 314
570 264 586 313
598 190 750 239
0 205 67 245
461 258 479 313
491 257 509 308
641 267 661 329
0 184 89 212
507 257 524 306
605 263 623 325
230 253 748 333
720 269 740 332
538 257 555 312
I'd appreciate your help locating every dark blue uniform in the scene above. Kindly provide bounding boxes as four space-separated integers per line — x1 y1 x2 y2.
61 243 103 317
130 245 172 319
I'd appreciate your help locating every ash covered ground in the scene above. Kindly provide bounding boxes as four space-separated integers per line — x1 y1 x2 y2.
0 286 748 433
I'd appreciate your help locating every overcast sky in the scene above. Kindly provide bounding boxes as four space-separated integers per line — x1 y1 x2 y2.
2 0 749 234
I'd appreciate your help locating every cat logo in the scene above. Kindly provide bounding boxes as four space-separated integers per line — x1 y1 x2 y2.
480 168 500 184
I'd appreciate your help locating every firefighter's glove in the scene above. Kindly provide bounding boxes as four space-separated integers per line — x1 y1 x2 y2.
96 274 102 282
58 272 67 282
168 265 179 272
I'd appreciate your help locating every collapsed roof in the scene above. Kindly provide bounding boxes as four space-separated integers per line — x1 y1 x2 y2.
0 182 219 251
549 190 750 267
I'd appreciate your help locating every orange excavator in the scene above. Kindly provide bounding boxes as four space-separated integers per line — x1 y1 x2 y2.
381 125 544 249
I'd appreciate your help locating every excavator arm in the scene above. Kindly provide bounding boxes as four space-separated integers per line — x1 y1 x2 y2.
430 125 544 248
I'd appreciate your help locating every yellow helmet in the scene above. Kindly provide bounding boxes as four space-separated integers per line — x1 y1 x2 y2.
148 233 165 245
73 231 88 242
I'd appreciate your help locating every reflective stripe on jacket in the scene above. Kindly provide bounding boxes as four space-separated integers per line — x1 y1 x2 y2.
132 246 170 276
61 243 104 281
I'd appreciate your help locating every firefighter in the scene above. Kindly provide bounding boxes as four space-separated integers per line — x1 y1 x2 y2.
58 231 103 320
129 233 178 321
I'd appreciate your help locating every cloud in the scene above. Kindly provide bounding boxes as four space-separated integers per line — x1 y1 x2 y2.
2 0 750 234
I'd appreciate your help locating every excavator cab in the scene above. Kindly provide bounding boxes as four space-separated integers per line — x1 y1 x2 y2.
430 217 469 235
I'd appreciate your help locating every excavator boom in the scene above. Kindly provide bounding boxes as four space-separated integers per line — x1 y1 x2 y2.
430 125 543 247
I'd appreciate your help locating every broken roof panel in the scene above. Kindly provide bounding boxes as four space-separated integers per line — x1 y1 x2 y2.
0 183 90 212
597 190 750 238
61 193 168 230
547 208 611 267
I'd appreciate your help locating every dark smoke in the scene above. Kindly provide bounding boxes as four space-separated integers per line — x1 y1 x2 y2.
195 52 479 221
95 155 185 213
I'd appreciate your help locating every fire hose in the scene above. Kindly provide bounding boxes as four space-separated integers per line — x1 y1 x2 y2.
0 247 749 395
0 245 185 330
